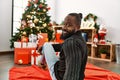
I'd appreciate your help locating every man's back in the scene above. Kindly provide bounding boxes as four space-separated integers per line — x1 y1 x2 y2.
54 30 88 80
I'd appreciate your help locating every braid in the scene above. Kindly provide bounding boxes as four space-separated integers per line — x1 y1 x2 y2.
68 13 83 26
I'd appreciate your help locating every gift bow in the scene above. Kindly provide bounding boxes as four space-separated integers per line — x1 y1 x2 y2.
31 50 40 65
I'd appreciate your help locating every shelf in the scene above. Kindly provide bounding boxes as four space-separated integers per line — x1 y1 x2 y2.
80 28 116 62
87 42 92 44
88 56 112 62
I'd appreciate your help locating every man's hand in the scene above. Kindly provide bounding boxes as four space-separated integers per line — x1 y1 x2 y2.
38 46 43 55
38 61 47 70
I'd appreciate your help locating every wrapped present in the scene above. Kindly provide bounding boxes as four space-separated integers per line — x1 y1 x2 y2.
29 34 37 43
31 50 42 65
14 50 29 64
14 42 21 48
14 48 36 64
14 42 28 48
27 42 37 48
22 42 27 48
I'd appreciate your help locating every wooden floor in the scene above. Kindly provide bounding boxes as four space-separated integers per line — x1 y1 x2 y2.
0 53 120 80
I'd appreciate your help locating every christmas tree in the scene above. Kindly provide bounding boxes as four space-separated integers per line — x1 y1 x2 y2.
10 0 53 48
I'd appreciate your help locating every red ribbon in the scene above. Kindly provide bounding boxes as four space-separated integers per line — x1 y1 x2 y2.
31 50 40 65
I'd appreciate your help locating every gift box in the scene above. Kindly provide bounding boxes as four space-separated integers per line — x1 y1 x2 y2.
31 50 41 65
14 42 27 48
27 42 37 48
22 42 27 48
14 50 29 64
29 34 37 43
14 48 36 64
14 42 21 48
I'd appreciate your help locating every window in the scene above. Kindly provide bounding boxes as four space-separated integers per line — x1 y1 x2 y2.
12 0 28 35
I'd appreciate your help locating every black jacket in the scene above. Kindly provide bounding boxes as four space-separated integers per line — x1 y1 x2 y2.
54 30 88 80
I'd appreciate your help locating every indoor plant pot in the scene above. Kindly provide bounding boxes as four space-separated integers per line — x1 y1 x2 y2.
99 48 108 59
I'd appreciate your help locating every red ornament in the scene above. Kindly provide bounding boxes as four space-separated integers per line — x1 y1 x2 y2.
27 2 31 7
48 23 52 27
47 7 51 10
39 4 43 8
21 36 29 42
35 0 38 3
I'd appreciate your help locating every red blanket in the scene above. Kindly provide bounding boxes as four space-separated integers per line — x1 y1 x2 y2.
9 63 120 80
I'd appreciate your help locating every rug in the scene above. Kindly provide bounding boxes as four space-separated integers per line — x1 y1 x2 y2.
9 63 120 80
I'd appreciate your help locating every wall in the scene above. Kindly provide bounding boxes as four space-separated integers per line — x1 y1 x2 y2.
56 0 120 44
46 0 56 22
0 0 12 51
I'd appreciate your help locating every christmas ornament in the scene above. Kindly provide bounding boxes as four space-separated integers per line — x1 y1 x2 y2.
34 4 37 8
26 15 31 19
34 18 39 23
21 36 29 42
30 11 35 14
43 9 46 12
36 26 40 31
39 4 43 8
39 20 42 23
43 23 47 27
22 31 27 35
27 2 31 7
48 23 52 27
47 7 51 10
43 18 46 21
18 59 23 64
34 0 38 4
27 20 33 24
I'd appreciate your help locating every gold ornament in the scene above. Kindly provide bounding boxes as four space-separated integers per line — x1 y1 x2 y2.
36 26 40 30
18 59 23 64
22 31 26 35
39 20 42 23
34 18 39 23
43 23 47 27
43 18 46 21
26 15 31 18
43 9 46 12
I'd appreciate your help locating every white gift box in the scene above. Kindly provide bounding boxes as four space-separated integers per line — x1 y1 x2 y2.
27 42 37 48
22 42 27 48
29 34 37 43
31 50 42 65
14 42 21 48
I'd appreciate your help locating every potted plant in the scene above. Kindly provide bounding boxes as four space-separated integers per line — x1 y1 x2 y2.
99 48 108 59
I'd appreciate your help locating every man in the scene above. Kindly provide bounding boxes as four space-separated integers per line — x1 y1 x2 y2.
39 13 88 80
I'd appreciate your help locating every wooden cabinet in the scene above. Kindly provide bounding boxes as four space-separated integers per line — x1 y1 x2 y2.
81 28 116 62
81 28 96 42
89 43 116 61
